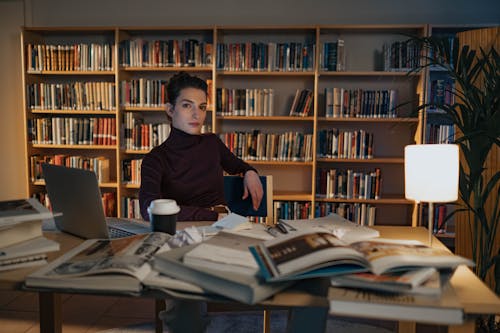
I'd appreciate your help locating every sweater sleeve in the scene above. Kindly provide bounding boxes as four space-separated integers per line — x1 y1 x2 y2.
138 152 163 221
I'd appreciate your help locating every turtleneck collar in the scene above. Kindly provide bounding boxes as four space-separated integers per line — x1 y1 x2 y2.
167 126 203 149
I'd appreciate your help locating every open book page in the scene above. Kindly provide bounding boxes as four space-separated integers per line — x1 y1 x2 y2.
182 231 263 275
349 239 474 275
280 213 379 243
250 231 369 281
29 232 170 282
250 231 474 282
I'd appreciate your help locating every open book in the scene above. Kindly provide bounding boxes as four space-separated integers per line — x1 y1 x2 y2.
153 232 292 304
249 230 474 282
25 233 171 293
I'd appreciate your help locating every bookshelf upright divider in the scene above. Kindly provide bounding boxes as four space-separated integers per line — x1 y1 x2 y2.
22 25 427 227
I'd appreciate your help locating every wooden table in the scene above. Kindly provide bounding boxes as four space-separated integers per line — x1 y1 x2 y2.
1 226 499 333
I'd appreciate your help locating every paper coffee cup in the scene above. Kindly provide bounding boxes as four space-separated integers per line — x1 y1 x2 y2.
147 199 180 235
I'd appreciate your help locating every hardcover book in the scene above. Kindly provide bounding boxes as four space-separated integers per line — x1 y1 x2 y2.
249 231 473 282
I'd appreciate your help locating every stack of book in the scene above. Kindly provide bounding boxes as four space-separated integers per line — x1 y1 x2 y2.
0 198 60 271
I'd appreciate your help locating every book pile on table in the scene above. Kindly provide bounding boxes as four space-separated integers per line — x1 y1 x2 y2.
0 198 59 271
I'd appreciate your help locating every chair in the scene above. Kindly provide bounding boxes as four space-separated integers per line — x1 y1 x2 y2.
223 174 274 225
209 174 274 333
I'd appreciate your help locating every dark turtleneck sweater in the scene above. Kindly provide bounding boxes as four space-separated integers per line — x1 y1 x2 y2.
139 127 256 221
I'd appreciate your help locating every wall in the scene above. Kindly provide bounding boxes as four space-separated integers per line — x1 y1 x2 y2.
0 0 499 200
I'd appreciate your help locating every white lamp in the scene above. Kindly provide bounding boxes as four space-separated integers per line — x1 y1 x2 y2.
404 144 459 245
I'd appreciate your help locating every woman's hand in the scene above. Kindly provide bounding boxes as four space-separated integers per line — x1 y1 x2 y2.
243 170 264 211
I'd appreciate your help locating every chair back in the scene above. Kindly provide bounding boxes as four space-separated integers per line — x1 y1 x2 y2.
223 175 273 225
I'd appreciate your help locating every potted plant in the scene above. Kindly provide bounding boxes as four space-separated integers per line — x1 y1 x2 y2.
410 30 499 332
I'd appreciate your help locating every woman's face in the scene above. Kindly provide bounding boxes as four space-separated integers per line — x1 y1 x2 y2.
167 87 207 135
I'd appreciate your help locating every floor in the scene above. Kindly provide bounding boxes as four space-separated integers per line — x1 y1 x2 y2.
0 290 156 333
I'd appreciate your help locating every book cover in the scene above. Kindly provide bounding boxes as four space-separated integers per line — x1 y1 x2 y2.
0 220 43 249
0 236 60 271
153 244 292 305
328 283 464 325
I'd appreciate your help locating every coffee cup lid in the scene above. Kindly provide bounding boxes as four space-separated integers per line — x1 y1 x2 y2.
147 199 180 215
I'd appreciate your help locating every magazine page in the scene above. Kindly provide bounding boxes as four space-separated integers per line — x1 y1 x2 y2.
42 232 170 280
250 230 368 280
349 239 474 275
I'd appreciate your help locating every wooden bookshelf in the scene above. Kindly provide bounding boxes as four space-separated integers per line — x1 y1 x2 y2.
22 25 429 225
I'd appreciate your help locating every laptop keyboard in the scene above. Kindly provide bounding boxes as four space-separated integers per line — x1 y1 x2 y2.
108 226 136 238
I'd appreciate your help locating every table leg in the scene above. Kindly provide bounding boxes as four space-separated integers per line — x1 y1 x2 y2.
38 291 62 333
286 307 329 333
155 298 166 333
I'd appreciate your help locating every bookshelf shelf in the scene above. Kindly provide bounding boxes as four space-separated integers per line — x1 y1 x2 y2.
22 24 428 224
31 144 117 149
218 116 314 121
26 71 115 75
316 117 419 123
121 67 212 72
30 110 117 115
317 158 404 164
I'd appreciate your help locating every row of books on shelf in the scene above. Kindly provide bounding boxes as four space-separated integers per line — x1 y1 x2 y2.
25 38 421 73
319 39 345 71
119 39 213 68
123 113 171 150
120 79 168 108
216 88 275 117
383 40 421 72
0 198 60 271
219 131 314 162
426 123 455 144
325 87 398 118
30 155 111 183
274 201 312 221
122 197 141 220
28 117 117 146
216 42 315 72
26 43 113 72
27 82 117 111
122 158 142 185
315 202 377 226
289 89 313 116
316 167 382 200
422 204 451 234
429 78 455 106
317 129 374 159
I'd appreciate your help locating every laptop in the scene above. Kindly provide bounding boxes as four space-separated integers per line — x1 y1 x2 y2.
41 163 151 239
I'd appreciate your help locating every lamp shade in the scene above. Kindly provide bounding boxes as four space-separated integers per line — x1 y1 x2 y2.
404 144 459 203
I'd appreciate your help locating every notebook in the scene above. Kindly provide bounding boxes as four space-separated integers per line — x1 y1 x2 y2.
41 163 151 239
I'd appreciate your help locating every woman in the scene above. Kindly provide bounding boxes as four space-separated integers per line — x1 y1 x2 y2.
139 71 263 221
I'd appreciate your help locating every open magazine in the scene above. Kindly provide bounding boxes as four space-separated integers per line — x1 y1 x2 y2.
249 230 474 282
25 233 171 293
